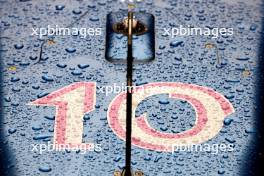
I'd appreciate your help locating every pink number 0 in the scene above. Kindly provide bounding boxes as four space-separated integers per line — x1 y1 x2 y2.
30 82 234 152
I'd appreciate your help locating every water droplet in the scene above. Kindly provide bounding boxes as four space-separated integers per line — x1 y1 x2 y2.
11 77 20 82
39 165 52 172
42 75 54 82
170 41 183 48
72 9 82 15
8 128 17 134
159 99 170 104
56 63 67 68
14 44 24 49
224 118 233 126
71 70 82 76
78 64 89 69
65 48 76 53
55 5 65 11
90 17 99 22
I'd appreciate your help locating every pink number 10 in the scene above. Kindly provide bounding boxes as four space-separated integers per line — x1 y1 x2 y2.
30 82 234 152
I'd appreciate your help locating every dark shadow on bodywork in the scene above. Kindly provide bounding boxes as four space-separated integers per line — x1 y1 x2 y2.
0 26 17 176
243 2 264 176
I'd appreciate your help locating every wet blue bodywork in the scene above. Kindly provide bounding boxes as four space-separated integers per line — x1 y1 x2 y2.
0 0 263 175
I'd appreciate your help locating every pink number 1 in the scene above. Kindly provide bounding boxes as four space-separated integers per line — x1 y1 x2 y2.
30 82 96 149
